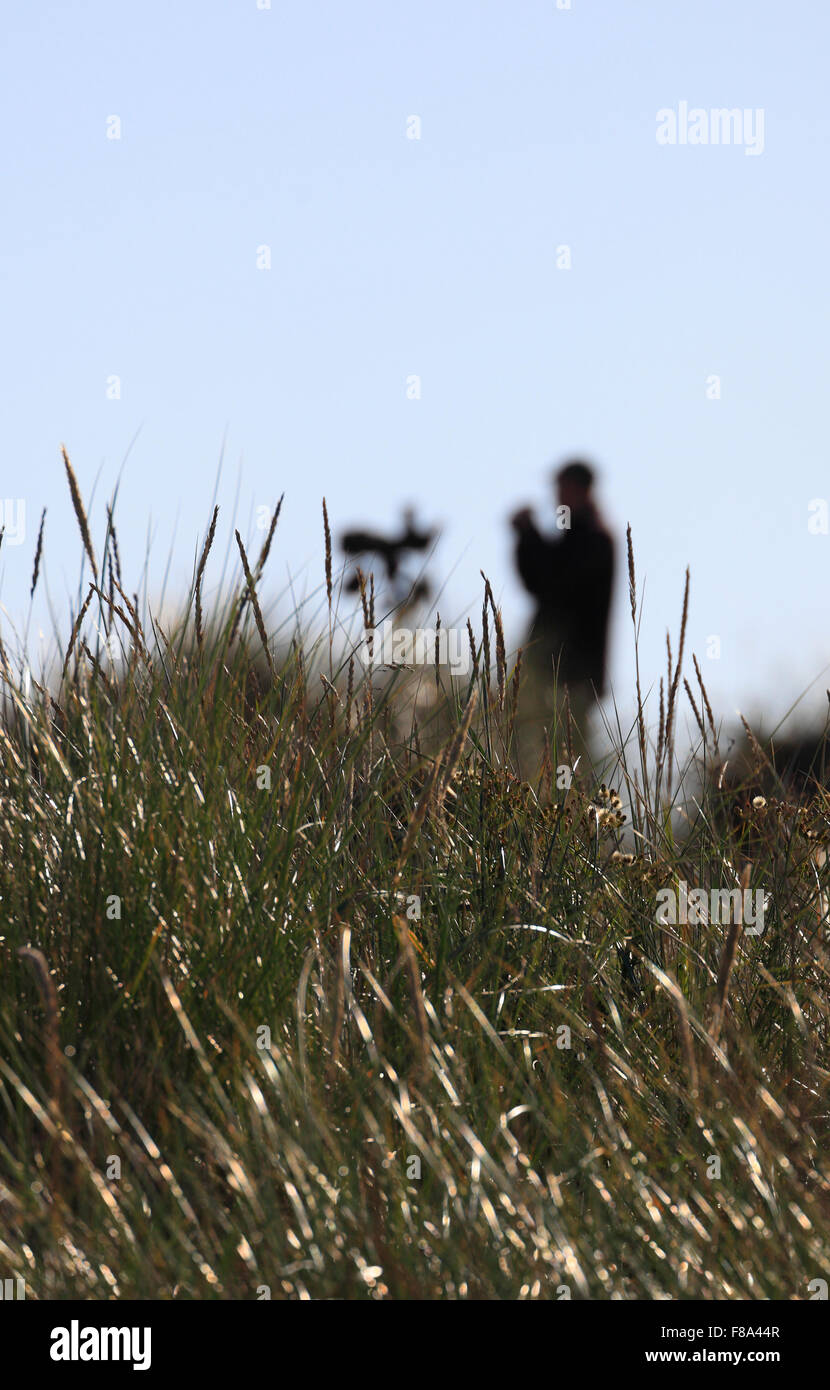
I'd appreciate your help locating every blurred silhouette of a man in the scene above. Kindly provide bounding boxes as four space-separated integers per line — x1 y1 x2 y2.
511 459 614 760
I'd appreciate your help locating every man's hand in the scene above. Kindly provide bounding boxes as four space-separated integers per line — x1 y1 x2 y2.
510 506 536 533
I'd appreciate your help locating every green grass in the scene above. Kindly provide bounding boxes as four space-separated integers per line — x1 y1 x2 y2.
1 485 829 1300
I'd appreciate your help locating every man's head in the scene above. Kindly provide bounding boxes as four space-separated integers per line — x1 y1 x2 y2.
555 459 595 511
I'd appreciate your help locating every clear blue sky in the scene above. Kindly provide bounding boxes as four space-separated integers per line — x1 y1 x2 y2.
3 0 829 734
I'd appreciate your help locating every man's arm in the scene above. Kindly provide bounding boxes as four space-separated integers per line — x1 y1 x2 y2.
512 511 564 600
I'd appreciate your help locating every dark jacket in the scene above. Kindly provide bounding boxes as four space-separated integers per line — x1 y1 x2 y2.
515 505 614 695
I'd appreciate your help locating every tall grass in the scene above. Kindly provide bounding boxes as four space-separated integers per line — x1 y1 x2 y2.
0 464 828 1299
